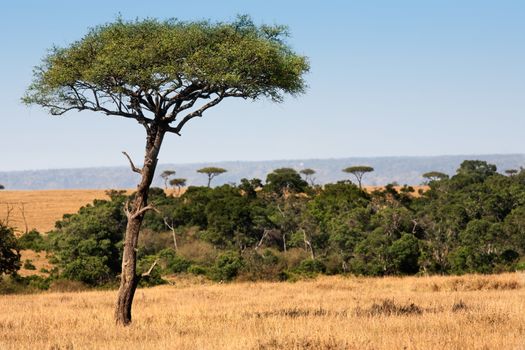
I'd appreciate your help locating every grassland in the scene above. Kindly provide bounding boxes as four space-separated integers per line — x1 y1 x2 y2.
0 273 524 349
0 189 116 233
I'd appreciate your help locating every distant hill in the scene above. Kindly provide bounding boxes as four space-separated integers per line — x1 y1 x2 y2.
1 154 524 190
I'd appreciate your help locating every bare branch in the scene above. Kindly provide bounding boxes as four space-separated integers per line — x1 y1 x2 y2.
141 259 158 277
163 217 178 251
122 152 142 174
131 204 159 219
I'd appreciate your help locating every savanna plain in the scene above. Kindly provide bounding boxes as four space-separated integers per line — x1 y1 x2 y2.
1 273 524 349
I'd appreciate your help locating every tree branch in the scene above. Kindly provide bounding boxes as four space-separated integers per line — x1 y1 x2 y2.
141 259 158 277
122 152 142 174
131 204 159 219
166 93 225 135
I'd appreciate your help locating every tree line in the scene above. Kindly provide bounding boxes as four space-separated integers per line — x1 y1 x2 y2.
3 160 525 294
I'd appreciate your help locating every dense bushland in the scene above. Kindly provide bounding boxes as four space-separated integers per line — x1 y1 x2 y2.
4 160 525 291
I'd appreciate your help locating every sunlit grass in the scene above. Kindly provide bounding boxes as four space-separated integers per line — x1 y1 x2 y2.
0 273 523 349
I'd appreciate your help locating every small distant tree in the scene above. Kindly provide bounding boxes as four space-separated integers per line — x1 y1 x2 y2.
0 185 4 190
422 171 449 183
160 170 176 190
265 168 308 196
0 223 21 276
169 178 186 196
343 166 374 190
505 169 518 177
300 168 316 186
197 167 227 187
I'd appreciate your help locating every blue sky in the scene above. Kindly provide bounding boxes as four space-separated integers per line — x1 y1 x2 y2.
1 0 524 171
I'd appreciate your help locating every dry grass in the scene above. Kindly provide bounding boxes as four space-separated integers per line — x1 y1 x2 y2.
0 190 119 233
364 185 429 197
1 273 524 349
18 250 54 277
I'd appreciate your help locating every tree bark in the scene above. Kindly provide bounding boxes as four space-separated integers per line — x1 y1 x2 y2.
115 127 165 326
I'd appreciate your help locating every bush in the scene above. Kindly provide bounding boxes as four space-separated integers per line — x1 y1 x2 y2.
62 256 112 285
17 230 45 251
0 224 21 276
388 234 420 275
294 259 326 276
188 265 208 276
239 249 286 281
209 251 244 281
158 249 192 273
137 255 166 287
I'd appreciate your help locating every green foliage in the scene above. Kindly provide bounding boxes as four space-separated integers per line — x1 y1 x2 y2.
137 255 166 287
0 224 21 276
265 168 308 196
157 248 192 274
10 159 525 292
209 251 244 281
23 16 309 113
388 234 420 275
17 230 45 251
47 194 127 286
294 259 326 276
188 265 208 276
342 166 374 188
422 171 449 182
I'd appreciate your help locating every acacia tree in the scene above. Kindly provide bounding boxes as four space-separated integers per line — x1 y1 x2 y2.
197 167 227 187
0 185 4 190
23 16 308 325
300 168 316 186
160 170 176 189
169 178 186 196
343 166 374 190
422 171 449 183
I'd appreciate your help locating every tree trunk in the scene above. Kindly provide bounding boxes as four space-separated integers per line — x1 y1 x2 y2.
115 128 165 326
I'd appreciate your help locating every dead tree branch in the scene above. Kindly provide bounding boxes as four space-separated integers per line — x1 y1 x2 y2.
122 151 143 174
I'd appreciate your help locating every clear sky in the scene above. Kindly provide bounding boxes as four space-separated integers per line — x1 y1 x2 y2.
1 0 524 171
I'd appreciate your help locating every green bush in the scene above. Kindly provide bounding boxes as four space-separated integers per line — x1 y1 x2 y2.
62 256 112 285
188 265 208 276
0 224 21 276
158 249 192 273
137 255 166 287
294 259 326 276
18 230 45 251
209 251 244 281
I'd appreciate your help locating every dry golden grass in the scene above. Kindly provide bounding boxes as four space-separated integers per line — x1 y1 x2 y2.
364 185 429 197
18 250 54 277
1 273 524 349
0 190 126 233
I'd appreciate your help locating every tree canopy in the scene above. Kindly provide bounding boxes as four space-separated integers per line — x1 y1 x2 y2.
342 166 374 189
22 16 309 131
422 171 449 182
197 167 227 187
265 168 308 196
